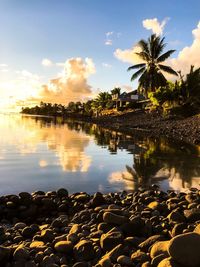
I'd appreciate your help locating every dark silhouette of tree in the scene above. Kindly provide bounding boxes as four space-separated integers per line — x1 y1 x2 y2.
128 34 178 96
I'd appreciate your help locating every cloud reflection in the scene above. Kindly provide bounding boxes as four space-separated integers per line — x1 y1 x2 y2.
0 115 91 172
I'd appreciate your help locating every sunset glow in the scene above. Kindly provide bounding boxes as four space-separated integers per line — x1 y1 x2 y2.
1 1 200 111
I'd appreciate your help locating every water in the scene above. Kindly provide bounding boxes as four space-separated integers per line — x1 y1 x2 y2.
0 113 199 195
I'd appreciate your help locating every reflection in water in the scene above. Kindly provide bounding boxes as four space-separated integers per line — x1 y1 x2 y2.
0 114 199 194
0 114 91 172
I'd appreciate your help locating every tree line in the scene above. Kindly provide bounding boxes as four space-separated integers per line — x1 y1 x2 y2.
22 34 200 117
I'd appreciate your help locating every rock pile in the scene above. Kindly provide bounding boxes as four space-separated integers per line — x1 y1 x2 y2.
0 188 200 266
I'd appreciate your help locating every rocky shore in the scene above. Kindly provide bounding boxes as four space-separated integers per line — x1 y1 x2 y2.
0 188 200 266
79 112 200 145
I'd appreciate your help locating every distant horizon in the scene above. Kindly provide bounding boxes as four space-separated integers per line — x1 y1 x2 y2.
0 0 200 111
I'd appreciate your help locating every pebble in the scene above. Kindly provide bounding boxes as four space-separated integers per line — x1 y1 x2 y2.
0 188 200 267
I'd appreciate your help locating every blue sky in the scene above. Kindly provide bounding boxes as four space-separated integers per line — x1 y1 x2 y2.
0 0 200 109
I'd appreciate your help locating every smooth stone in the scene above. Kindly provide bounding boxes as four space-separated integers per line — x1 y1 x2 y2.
184 208 200 222
72 262 88 267
150 241 170 258
69 224 81 235
54 241 73 253
117 255 132 266
151 253 168 267
139 235 166 251
22 226 35 238
168 232 200 267
14 222 27 230
57 188 69 198
148 201 160 210
41 229 54 242
13 245 29 261
73 240 95 261
170 223 186 237
106 244 123 262
158 257 182 267
131 250 149 264
0 246 11 265
91 192 105 207
103 212 128 225
97 257 112 267
167 210 185 223
194 223 200 234
100 230 123 251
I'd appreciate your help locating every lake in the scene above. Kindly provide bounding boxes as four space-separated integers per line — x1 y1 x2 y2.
0 113 199 195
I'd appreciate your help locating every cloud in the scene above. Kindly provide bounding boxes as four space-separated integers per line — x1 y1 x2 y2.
114 21 200 79
0 64 8 68
36 57 96 104
105 31 114 45
102 63 112 68
42 58 53 67
168 21 200 75
142 17 169 35
114 46 142 64
105 39 113 46
106 31 114 37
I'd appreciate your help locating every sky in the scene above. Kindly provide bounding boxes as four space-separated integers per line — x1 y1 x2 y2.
0 0 200 111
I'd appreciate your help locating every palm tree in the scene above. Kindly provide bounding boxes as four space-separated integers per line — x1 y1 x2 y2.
128 34 178 96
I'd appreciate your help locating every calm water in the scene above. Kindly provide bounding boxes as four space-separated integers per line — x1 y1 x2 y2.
0 113 199 195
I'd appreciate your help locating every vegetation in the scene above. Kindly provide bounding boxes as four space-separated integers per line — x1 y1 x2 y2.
127 34 178 96
21 34 200 117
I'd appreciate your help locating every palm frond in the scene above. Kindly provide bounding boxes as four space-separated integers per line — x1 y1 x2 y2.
159 64 178 76
135 52 150 61
137 39 149 54
130 67 146 81
157 50 176 62
127 63 146 71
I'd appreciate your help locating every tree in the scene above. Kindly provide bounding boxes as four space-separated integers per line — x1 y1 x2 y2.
128 34 178 97
111 87 121 95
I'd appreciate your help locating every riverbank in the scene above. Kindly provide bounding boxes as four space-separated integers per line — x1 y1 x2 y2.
75 111 200 145
0 188 200 266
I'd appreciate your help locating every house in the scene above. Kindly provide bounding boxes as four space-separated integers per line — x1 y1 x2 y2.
112 90 144 108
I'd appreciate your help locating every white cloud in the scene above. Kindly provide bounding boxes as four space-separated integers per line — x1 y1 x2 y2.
106 31 114 37
105 39 113 46
168 21 200 75
142 17 169 35
114 46 142 64
35 57 96 104
41 58 53 67
0 64 8 68
102 63 112 68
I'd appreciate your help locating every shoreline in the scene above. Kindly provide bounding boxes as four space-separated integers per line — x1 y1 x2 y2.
72 111 200 146
0 188 200 266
